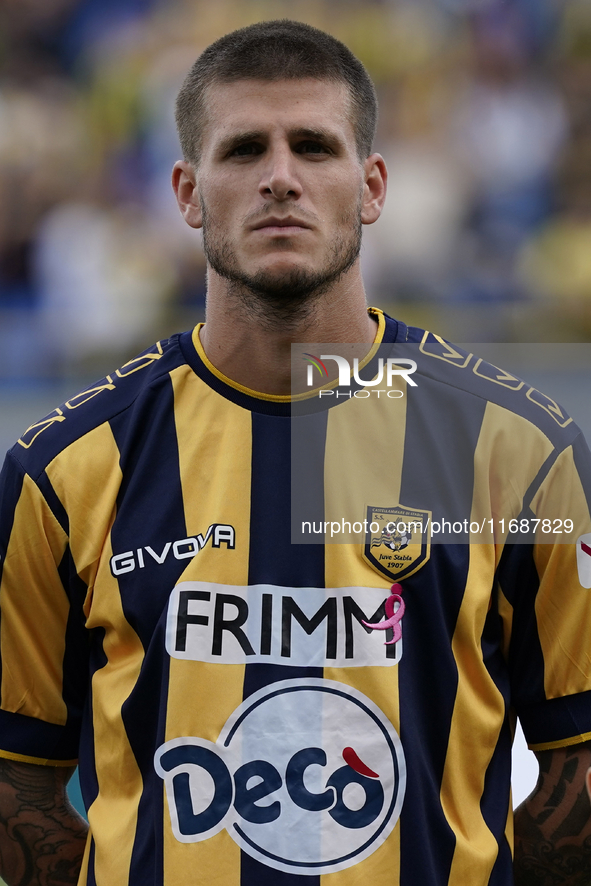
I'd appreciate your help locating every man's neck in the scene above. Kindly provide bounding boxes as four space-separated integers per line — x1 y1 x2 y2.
199 266 378 395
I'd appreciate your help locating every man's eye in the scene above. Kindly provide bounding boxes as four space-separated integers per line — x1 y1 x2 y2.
298 142 328 154
231 143 262 157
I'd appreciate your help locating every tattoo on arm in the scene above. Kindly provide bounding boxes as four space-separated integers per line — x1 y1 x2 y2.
0 759 88 886
514 741 591 885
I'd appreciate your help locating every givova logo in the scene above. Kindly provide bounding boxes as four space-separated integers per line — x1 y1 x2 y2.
154 678 406 875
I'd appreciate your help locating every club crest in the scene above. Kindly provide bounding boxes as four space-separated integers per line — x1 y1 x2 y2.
363 505 431 581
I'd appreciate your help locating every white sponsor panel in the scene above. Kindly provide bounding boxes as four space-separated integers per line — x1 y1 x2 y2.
154 678 406 875
576 533 591 589
165 581 402 667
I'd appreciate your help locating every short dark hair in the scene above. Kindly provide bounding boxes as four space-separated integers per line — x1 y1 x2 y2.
175 20 378 164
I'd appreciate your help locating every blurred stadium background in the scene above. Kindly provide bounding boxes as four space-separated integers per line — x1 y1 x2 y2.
1 0 591 853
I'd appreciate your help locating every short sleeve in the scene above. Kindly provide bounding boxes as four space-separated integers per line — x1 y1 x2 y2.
498 431 591 751
0 451 87 765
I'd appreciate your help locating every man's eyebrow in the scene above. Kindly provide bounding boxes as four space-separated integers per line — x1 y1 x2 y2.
288 127 343 147
216 131 265 154
216 127 344 155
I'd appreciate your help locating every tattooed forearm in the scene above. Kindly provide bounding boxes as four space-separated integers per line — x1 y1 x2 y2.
514 741 591 885
0 759 88 886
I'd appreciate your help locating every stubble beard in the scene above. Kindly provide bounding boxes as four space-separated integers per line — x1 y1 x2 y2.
200 202 363 331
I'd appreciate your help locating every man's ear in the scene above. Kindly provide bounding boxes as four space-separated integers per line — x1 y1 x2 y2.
172 160 202 229
586 766 591 802
361 153 387 226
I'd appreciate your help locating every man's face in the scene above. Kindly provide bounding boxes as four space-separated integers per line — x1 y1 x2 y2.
175 78 380 311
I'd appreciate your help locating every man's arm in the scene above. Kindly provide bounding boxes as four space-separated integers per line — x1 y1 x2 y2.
514 741 591 885
0 759 88 886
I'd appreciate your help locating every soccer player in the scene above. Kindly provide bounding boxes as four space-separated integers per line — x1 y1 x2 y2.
1 19 591 886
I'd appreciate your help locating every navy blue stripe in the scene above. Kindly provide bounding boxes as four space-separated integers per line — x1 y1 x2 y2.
290 409 326 546
397 548 468 885
86 837 97 886
125 634 170 886
486 826 513 886
498 545 546 714
77 630 105 820
244 410 326 698
0 707 80 760
0 452 25 704
242 412 326 886
400 378 487 543
57 545 89 753
522 448 560 514
385 315 404 343
398 372 487 886
248 412 326 589
241 857 315 886
37 469 69 534
109 373 186 882
519 689 591 746
108 374 188 649
0 452 25 587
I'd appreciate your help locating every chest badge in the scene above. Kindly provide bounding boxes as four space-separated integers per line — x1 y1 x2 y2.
363 504 431 582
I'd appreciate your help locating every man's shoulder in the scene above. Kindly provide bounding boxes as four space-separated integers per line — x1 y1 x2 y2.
403 325 581 449
8 334 191 481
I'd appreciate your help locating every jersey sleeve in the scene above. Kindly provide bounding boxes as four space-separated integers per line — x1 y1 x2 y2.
0 450 87 765
499 431 591 751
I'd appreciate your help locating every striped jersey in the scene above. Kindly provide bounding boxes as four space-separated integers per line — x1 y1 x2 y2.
1 308 591 886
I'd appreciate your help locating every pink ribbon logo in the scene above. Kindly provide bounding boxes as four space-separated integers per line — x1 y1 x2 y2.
363 583 405 645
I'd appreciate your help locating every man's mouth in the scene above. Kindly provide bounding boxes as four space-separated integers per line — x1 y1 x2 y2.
251 216 311 235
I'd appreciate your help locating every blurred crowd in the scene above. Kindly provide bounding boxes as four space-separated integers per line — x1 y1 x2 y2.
0 0 590 381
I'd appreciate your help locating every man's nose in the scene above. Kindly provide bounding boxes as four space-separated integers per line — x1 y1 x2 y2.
259 146 303 201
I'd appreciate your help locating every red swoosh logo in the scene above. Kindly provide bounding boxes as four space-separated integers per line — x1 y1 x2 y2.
343 747 379 779
582 542 591 557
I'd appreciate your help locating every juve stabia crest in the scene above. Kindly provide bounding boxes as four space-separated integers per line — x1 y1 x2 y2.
363 505 431 582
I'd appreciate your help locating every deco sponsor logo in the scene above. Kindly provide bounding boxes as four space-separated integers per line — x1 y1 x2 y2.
154 678 406 875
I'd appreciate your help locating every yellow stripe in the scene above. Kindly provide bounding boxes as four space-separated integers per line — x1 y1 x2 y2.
77 833 92 886
531 448 591 699
441 403 547 882
470 402 554 544
441 545 504 885
47 425 145 886
162 368 253 884
0 748 77 766
323 389 406 885
505 803 514 856
321 656 402 886
529 730 591 751
323 365 408 547
46 422 125 589
84 532 145 886
0 473 69 724
191 307 386 402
